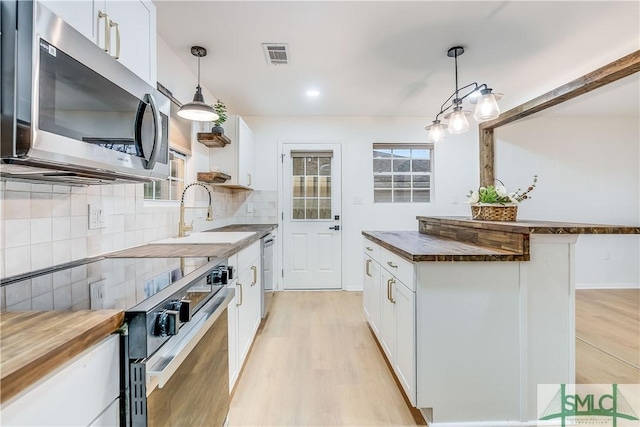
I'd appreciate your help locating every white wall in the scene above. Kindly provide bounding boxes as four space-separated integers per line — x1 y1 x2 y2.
495 116 640 289
245 116 478 290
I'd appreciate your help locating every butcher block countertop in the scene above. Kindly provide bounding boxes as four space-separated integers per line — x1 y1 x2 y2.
362 231 526 262
0 310 124 404
364 217 639 262
105 224 277 258
418 216 640 235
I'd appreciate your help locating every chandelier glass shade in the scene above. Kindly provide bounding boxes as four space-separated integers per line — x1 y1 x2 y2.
425 46 502 142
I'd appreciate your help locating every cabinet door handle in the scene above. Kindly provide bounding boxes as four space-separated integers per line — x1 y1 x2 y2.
110 20 121 59
365 259 371 277
251 265 257 286
389 279 396 304
366 246 373 251
386 278 393 302
236 283 243 306
387 261 398 268
98 11 110 52
247 173 252 186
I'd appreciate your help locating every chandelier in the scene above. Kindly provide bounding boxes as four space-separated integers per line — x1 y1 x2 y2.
425 46 502 142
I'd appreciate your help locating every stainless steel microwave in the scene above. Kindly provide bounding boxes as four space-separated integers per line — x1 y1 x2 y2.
0 1 170 185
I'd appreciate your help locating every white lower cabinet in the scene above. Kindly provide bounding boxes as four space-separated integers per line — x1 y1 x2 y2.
363 254 381 335
228 241 262 392
393 278 416 403
363 238 416 406
1 334 120 426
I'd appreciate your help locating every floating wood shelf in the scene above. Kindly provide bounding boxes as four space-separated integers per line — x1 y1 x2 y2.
197 132 231 148
197 171 231 183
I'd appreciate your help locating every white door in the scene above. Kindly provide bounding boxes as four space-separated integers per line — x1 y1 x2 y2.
282 143 342 289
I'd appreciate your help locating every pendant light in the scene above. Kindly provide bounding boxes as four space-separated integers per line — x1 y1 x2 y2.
178 46 219 122
425 120 447 143
425 46 503 142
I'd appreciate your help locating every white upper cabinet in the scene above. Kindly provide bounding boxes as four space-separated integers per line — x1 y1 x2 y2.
208 116 257 190
38 0 157 85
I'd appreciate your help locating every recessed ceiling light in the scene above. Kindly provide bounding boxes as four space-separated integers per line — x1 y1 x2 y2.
306 90 320 97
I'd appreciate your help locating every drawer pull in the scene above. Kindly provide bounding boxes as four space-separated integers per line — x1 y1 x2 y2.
366 246 374 251
387 261 398 268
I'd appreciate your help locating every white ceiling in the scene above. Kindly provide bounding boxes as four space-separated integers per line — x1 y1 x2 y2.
155 1 640 119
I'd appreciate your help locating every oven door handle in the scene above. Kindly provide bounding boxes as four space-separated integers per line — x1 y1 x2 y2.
145 287 234 388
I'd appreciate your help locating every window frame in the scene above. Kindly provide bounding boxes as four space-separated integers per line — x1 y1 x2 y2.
143 149 187 202
372 143 434 204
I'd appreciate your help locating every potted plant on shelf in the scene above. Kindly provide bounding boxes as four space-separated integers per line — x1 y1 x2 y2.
466 175 537 221
211 100 227 135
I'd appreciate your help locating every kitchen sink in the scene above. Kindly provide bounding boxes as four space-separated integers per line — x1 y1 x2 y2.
153 231 256 245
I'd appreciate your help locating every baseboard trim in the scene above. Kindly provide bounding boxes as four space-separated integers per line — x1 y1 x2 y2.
576 282 639 290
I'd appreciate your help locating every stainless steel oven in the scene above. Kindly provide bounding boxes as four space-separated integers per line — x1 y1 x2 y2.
1 256 234 427
1 1 169 185
125 261 234 427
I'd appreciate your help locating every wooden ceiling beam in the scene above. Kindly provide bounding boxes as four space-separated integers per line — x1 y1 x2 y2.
479 50 640 184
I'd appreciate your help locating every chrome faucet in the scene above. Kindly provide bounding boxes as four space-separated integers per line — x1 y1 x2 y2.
178 183 213 237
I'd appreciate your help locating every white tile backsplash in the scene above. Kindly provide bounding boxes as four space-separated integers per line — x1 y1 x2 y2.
52 193 71 217
31 218 52 244
4 219 31 248
4 246 31 276
52 240 71 265
52 217 71 241
1 182 278 279
4 191 31 219
31 242 53 271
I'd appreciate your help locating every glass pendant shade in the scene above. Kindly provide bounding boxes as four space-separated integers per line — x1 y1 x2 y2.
427 121 447 142
178 86 219 122
473 91 500 122
447 108 469 134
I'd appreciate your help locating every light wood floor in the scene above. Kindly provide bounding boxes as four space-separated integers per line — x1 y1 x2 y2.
228 289 640 426
575 289 640 384
228 291 422 427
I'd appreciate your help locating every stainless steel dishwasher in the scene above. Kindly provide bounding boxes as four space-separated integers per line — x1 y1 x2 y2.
261 233 276 318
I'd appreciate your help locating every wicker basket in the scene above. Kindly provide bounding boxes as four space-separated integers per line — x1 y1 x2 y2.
471 203 518 221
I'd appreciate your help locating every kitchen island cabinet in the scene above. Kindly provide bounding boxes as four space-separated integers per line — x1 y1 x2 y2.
362 216 639 426
363 240 417 406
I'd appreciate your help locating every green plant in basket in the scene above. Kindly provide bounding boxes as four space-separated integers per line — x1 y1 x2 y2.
467 175 537 205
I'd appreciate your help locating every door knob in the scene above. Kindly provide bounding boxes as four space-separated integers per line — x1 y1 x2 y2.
329 225 340 230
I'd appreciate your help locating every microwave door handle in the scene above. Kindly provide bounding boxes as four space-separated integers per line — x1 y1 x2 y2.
137 94 160 170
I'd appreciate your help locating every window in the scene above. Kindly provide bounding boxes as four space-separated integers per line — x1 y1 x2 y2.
373 143 433 203
291 151 333 220
144 149 186 201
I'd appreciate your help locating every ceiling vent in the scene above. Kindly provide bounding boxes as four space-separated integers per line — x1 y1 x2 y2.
262 43 289 65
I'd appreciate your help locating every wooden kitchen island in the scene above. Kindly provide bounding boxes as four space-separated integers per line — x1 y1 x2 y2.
362 216 639 427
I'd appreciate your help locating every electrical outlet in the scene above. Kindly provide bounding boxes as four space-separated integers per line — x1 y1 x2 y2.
88 204 105 229
246 202 254 213
604 252 610 260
